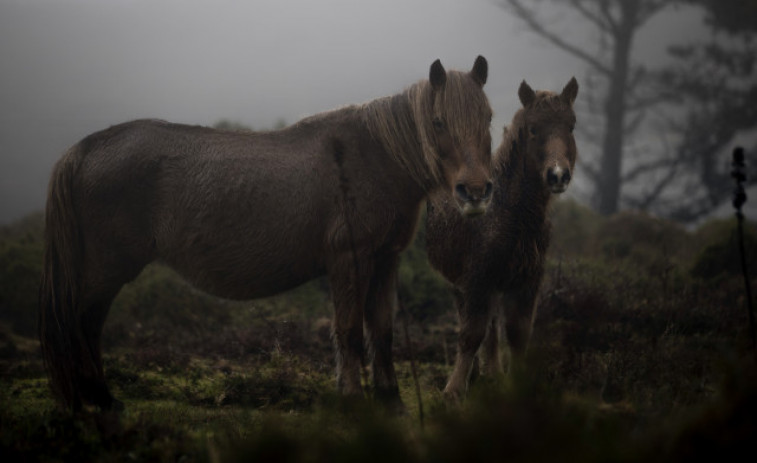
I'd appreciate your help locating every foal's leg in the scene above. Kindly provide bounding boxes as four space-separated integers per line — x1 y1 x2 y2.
329 255 372 397
364 253 403 410
444 288 492 402
503 288 538 375
480 295 505 377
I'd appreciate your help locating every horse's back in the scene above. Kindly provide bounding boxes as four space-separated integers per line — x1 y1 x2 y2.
66 120 326 295
65 117 413 300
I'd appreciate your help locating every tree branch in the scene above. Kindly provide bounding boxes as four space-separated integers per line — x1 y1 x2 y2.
501 0 612 76
621 154 675 184
568 0 614 34
638 0 670 25
624 94 670 112
624 160 680 210
623 109 646 136
578 158 601 184
598 1 619 32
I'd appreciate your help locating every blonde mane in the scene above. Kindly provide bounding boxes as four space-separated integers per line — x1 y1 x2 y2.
362 71 491 191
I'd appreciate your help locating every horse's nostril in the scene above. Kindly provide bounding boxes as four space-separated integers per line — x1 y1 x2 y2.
547 170 559 185
561 170 571 184
483 182 493 199
455 184 469 201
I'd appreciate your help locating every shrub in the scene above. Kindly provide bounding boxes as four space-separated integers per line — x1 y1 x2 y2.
0 213 43 336
690 219 757 280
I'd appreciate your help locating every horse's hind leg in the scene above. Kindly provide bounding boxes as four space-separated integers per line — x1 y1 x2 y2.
444 288 492 402
364 253 403 410
77 254 148 411
78 294 120 410
329 255 373 397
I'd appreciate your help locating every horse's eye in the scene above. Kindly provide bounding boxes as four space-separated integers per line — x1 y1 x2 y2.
432 118 445 131
528 126 537 138
569 124 575 133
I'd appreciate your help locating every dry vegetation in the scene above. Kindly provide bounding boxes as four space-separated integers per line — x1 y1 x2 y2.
1 199 755 462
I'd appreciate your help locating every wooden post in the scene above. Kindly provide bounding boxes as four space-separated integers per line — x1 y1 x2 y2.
731 146 756 352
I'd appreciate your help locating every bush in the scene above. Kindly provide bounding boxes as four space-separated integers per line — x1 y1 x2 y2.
549 198 604 259
0 213 43 336
690 219 757 280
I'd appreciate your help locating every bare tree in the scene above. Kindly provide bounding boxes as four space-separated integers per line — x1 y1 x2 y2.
639 0 757 222
500 0 671 215
501 0 757 222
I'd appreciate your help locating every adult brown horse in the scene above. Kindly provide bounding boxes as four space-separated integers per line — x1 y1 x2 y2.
39 57 494 412
426 77 578 401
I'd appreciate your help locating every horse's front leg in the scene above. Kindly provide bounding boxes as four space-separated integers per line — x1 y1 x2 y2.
444 288 492 402
503 286 538 375
364 253 403 411
329 255 372 397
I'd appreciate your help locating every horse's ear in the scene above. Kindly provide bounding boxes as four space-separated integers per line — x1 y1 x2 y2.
470 55 488 86
518 80 536 107
561 77 579 105
430 59 447 90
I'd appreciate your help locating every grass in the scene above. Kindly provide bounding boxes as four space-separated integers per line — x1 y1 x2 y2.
2 337 755 462
2 201 757 461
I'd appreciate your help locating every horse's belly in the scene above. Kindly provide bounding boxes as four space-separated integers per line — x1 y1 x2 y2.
160 232 326 301
194 269 322 300
169 256 325 301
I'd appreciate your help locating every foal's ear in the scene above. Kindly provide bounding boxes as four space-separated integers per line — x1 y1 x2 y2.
430 59 447 90
518 80 536 107
470 55 488 86
561 77 579 105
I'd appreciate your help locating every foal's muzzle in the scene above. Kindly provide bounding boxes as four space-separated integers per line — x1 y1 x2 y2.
455 181 493 216
546 166 571 194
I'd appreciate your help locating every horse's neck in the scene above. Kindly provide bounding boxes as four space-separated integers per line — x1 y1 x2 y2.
361 89 446 194
496 138 552 238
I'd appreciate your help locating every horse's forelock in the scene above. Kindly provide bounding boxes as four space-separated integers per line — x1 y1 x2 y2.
438 71 492 142
362 70 492 191
495 90 575 175
532 90 570 113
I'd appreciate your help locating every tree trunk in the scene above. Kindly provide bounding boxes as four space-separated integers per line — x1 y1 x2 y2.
597 2 637 216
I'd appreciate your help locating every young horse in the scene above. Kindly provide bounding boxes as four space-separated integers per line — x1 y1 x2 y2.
426 77 578 401
39 57 495 412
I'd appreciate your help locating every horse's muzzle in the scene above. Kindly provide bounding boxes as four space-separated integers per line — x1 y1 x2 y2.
546 166 571 194
455 181 493 216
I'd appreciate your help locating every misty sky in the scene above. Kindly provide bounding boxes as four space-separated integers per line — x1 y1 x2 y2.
0 0 719 225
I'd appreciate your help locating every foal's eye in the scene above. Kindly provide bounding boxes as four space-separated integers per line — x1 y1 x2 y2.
528 126 537 138
432 118 445 131
569 124 575 133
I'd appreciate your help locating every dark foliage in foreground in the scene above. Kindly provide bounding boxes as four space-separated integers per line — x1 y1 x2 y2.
1 200 756 461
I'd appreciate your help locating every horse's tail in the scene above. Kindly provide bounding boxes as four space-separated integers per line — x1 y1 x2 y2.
38 145 85 410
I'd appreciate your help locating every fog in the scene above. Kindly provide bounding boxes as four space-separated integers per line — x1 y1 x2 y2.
0 0 718 224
